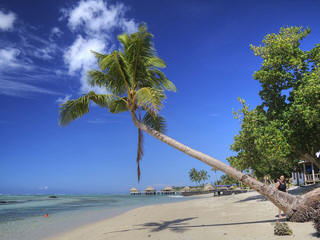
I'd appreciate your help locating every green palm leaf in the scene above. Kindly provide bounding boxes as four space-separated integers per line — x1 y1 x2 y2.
142 111 167 133
146 56 166 68
135 87 165 112
109 98 129 113
91 51 130 95
91 50 108 62
59 92 114 126
87 70 113 89
149 69 177 92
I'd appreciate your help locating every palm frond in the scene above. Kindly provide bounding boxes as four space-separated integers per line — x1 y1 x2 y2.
135 87 165 112
87 70 113 89
122 24 155 87
162 79 177 92
118 52 133 86
99 52 115 70
59 92 114 126
87 91 114 107
142 111 167 133
146 56 166 68
92 51 130 95
109 98 129 113
91 50 108 62
149 69 177 92
118 33 130 48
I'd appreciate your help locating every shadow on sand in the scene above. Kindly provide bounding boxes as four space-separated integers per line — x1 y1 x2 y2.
236 193 267 202
105 217 279 234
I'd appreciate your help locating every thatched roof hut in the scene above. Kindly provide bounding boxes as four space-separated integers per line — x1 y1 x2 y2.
181 186 191 192
145 186 156 193
130 187 140 193
203 184 214 191
162 186 173 192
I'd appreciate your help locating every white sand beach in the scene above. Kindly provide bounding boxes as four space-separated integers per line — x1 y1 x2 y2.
46 191 318 240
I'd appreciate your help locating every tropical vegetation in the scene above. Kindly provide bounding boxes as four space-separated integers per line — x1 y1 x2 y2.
59 24 320 225
189 168 210 186
213 174 238 186
228 27 320 180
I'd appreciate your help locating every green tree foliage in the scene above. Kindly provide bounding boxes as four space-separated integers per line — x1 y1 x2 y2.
59 24 176 181
214 174 238 186
189 168 201 185
228 26 320 179
200 169 210 184
189 168 209 186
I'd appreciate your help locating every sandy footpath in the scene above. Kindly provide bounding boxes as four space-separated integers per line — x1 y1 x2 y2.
46 191 318 240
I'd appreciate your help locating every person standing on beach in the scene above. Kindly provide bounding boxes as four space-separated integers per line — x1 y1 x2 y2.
275 175 288 218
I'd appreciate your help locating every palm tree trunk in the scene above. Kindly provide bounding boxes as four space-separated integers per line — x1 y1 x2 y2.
130 111 320 222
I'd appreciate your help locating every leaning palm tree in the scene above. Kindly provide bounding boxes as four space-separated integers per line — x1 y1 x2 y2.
59 24 319 223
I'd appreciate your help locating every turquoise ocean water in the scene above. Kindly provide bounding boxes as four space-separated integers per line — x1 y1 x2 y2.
0 194 188 240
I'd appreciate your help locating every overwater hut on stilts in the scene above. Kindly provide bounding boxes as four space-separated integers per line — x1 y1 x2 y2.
161 186 174 195
145 186 156 195
130 187 141 195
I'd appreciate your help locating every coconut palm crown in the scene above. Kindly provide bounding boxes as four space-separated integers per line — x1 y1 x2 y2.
59 24 176 181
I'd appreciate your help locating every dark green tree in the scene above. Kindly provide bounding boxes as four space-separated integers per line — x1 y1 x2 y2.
228 27 320 180
189 168 201 185
189 168 210 186
214 174 238 186
200 169 210 185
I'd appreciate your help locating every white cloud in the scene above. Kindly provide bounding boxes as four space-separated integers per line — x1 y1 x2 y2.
64 35 107 93
0 48 32 70
64 35 105 75
121 18 139 34
56 94 71 104
0 10 63 97
19 30 62 60
0 79 58 97
0 10 16 31
54 69 65 76
62 0 138 93
0 48 20 67
66 0 137 35
32 45 57 60
51 27 63 38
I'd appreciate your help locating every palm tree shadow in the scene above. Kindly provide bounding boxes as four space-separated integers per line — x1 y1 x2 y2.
236 194 267 202
139 217 197 233
138 218 279 233
105 217 280 235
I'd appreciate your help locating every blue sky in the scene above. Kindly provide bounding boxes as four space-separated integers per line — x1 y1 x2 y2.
1 0 320 194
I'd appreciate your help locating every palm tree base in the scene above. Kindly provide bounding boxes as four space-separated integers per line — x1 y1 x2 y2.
288 189 320 222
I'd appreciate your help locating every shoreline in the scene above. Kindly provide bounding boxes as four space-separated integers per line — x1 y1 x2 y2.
44 194 209 240
38 194 197 240
0 194 193 240
45 191 318 240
